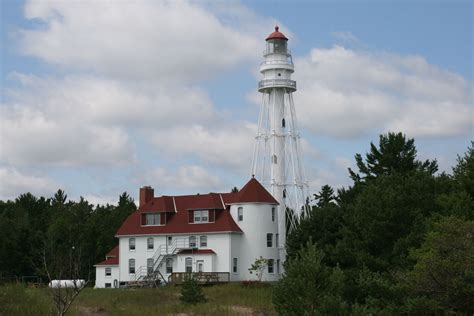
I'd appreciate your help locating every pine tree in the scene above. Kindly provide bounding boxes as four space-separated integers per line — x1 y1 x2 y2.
180 274 206 304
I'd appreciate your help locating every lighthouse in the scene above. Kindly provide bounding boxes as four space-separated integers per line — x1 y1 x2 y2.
251 26 309 259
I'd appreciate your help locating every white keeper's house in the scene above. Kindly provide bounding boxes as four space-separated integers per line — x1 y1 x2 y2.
95 25 309 288
94 177 281 288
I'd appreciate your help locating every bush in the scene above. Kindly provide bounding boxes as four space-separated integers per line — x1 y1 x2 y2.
273 242 348 315
179 274 206 305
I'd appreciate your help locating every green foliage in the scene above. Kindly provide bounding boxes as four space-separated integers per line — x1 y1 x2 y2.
313 185 336 208
453 141 474 197
180 274 207 305
248 256 269 282
284 136 473 315
273 242 348 315
408 216 474 314
0 191 135 280
348 132 438 182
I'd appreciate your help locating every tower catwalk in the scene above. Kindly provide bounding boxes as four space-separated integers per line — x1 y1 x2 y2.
251 26 309 257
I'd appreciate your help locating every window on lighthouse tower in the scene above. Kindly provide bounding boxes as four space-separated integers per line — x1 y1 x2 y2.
267 38 287 54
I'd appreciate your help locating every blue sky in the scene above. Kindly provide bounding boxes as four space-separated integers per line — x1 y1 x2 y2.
1 0 472 205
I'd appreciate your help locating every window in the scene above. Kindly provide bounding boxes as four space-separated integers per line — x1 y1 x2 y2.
129 238 135 250
145 213 161 225
166 259 173 274
147 258 153 275
185 257 192 273
276 233 279 248
238 207 243 221
147 238 154 250
200 236 207 248
194 210 209 223
268 259 274 273
167 236 172 246
283 189 286 199
129 259 135 274
272 154 277 164
105 283 111 288
189 236 197 248
197 260 204 272
271 207 275 222
267 233 273 247
282 118 286 128
105 267 111 277
277 259 280 274
233 258 238 273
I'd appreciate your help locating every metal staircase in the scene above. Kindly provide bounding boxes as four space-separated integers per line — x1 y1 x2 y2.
131 237 192 285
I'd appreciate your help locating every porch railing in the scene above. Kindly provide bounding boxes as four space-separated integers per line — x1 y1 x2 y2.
169 272 230 285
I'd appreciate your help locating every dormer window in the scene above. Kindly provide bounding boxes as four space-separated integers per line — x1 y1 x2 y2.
145 213 161 226
194 210 209 223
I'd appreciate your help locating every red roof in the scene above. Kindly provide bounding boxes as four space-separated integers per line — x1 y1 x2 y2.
177 249 216 255
140 195 175 213
116 177 276 236
266 25 288 41
95 245 119 266
233 177 279 205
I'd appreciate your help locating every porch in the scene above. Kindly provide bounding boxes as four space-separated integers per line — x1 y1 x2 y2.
169 272 230 285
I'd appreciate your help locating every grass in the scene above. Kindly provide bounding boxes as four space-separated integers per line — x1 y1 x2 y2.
0 283 276 315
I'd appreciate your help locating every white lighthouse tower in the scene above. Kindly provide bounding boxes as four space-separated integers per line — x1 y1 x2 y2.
251 26 309 258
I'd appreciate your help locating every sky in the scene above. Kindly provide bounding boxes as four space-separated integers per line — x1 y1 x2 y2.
1 0 473 205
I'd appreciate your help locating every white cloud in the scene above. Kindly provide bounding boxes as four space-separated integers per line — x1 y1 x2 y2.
0 167 59 200
18 0 265 80
143 165 223 193
152 121 257 171
1 96 134 167
294 46 473 138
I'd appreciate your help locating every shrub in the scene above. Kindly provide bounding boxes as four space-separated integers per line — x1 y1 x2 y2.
273 242 348 315
179 274 206 305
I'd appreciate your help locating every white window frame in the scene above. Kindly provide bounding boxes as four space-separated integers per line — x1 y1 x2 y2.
185 257 192 273
147 258 153 275
193 210 209 223
268 259 274 274
238 207 243 221
200 236 207 248
105 267 111 277
271 207 275 222
166 258 173 274
197 260 204 273
189 236 197 248
129 238 135 251
129 258 135 274
267 233 273 247
276 233 279 248
145 213 161 226
147 237 154 250
233 258 238 273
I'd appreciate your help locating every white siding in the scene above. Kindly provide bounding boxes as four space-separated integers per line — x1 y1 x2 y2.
229 203 281 281
95 265 119 288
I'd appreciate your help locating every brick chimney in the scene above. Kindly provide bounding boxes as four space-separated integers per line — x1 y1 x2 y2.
139 186 154 207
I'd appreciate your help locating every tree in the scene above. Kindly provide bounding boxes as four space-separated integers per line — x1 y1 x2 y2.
231 187 239 193
349 132 438 182
180 274 206 304
273 242 347 315
452 141 474 197
248 256 268 282
313 185 336 208
41 244 89 316
408 216 474 314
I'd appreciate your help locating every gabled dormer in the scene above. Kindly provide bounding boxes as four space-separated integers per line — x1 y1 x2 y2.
138 186 177 226
186 193 225 224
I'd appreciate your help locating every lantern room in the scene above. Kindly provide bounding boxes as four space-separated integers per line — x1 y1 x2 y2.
265 26 288 55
